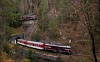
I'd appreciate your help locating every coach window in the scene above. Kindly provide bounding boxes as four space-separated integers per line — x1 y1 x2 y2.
34 44 36 46
30 43 33 45
31 43 33 45
29 43 31 45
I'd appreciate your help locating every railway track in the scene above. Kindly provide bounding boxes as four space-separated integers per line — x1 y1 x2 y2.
17 44 96 62
18 45 62 62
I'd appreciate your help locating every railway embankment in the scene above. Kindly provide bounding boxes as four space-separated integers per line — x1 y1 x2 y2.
14 45 62 62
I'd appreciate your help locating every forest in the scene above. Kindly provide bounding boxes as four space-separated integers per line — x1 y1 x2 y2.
0 0 100 62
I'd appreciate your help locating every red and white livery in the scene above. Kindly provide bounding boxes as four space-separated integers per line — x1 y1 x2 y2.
17 39 44 50
45 44 72 54
14 39 72 55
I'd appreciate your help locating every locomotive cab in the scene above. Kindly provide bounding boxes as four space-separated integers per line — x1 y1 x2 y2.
64 46 72 55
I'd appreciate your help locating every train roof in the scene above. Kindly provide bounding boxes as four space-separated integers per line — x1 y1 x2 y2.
45 44 71 48
18 39 44 44
27 41 44 44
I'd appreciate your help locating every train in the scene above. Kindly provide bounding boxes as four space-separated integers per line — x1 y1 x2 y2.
13 39 72 55
19 15 36 21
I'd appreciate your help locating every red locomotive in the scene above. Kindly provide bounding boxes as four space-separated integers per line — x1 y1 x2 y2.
45 44 72 54
14 39 72 55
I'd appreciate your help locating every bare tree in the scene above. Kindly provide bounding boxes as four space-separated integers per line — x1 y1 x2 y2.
79 0 99 62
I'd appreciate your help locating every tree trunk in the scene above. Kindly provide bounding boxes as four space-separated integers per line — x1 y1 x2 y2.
88 30 98 62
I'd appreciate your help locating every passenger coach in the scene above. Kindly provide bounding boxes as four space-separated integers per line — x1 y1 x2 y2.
17 39 45 50
15 39 72 55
